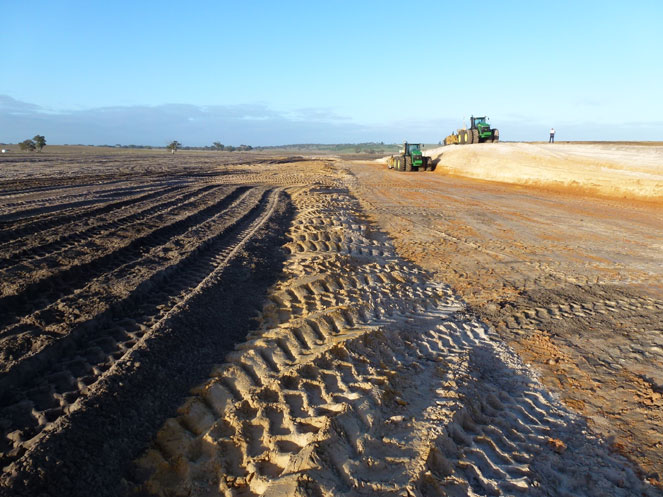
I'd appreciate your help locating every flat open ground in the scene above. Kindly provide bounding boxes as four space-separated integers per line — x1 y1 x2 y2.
0 144 661 497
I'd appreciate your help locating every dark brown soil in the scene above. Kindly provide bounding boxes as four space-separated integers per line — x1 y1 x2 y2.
0 153 295 496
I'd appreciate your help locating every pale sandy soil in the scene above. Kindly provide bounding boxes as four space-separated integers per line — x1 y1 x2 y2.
1 147 662 497
345 144 663 492
380 143 663 201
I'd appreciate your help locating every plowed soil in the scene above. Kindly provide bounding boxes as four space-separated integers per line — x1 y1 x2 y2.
0 147 661 497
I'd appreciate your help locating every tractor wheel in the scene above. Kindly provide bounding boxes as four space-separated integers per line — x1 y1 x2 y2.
405 156 412 172
459 130 467 144
492 129 499 143
470 129 478 144
396 158 402 171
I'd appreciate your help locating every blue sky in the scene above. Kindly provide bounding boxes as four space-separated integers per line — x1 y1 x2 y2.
2 0 662 145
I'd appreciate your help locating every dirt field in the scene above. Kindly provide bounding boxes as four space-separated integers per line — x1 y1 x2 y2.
0 146 661 496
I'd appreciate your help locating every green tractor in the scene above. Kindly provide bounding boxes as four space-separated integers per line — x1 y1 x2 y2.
387 142 432 171
457 116 499 144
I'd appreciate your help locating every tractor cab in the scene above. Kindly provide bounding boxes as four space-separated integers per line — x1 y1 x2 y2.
470 116 489 129
405 142 423 156
469 116 496 141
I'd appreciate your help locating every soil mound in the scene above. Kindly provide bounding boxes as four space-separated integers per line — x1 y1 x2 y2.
425 143 663 201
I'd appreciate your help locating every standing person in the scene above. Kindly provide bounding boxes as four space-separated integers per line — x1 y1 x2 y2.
549 128 555 143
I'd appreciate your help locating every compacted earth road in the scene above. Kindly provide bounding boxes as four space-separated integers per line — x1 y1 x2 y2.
0 149 661 497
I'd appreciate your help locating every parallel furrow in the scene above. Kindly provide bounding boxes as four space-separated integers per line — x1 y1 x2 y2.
0 188 281 470
0 181 161 219
0 187 259 382
0 183 181 242
0 185 245 331
0 174 152 203
0 183 220 274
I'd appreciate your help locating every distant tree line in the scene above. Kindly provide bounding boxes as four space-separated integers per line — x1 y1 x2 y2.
252 142 395 154
8 139 400 154
96 142 255 152
6 140 402 153
210 142 253 152
108 144 156 149
161 142 255 152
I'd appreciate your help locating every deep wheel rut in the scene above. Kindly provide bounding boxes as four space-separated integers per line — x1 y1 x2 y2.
132 180 655 497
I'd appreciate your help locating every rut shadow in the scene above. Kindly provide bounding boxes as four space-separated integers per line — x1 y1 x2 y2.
2 192 296 497
0 185 240 332
425 327 661 497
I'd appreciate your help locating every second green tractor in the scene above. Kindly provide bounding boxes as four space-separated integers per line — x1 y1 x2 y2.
387 142 432 171
444 116 500 145
456 116 499 144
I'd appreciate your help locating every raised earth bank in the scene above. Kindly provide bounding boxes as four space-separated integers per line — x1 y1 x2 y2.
422 142 663 201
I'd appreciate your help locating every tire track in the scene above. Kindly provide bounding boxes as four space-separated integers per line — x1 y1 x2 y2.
0 183 220 275
131 182 658 497
0 178 150 206
0 188 283 473
0 182 166 221
0 183 182 244
344 175 596 294
129 185 461 495
0 185 245 331
0 186 258 378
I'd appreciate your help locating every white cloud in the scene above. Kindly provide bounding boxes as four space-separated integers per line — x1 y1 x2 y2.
2 95 663 146
0 97 368 146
